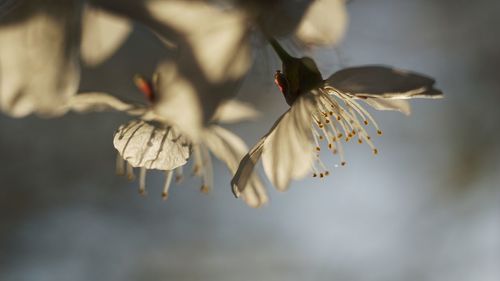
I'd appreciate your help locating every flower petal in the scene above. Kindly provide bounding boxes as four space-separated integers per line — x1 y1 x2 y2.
81 5 132 66
295 0 348 46
231 137 266 198
211 100 260 124
204 125 268 208
113 120 190 170
66 92 147 115
152 61 203 141
362 98 412 115
326 65 443 99
232 94 316 193
0 0 81 117
261 94 316 191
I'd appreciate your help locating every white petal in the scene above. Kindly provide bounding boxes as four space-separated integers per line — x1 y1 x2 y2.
326 65 444 99
204 125 268 208
67 92 146 115
261 95 315 191
211 99 260 124
152 61 203 142
113 120 190 170
146 1 251 82
362 98 412 116
0 0 81 117
81 5 131 66
295 0 348 46
231 137 266 198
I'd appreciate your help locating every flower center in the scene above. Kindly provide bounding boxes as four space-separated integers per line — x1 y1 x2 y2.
308 89 382 177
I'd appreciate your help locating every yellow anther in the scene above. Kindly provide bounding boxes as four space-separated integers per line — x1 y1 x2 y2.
358 139 363 144
377 130 383 135
161 192 169 200
201 185 210 193
373 148 379 155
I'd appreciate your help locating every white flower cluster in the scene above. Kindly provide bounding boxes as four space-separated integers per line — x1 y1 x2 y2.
0 0 442 207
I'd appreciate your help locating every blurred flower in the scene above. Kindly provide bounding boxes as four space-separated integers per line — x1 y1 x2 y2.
67 64 267 207
232 40 443 194
0 0 135 117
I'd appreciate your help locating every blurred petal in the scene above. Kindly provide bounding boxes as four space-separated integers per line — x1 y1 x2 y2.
231 137 265 197
149 1 251 83
66 92 146 115
326 65 443 99
81 5 132 66
0 0 81 117
153 61 203 141
295 0 348 46
362 98 412 115
261 94 315 191
205 125 268 208
211 99 260 124
113 120 190 170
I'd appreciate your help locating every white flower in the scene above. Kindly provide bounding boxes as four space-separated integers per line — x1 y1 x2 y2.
231 41 443 194
67 66 268 208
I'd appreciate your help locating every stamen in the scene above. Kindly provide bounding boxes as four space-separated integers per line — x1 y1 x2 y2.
175 166 184 183
200 145 213 193
126 162 135 181
138 167 147 196
162 170 174 200
193 146 203 176
116 154 125 176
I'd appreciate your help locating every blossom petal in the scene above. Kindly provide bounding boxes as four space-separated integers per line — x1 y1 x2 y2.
153 61 203 141
211 100 260 124
231 137 265 198
113 120 190 170
66 92 146 115
147 1 251 83
261 94 316 191
0 0 81 117
326 65 443 99
295 0 348 46
232 94 316 193
204 125 268 208
362 98 412 115
81 5 132 66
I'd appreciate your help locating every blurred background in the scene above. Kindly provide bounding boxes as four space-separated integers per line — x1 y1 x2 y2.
1 0 499 280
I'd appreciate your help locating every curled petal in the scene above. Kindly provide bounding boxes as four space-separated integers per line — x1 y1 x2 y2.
0 0 81 117
326 65 443 99
295 0 348 46
205 125 268 208
113 120 190 170
231 137 265 198
81 5 132 66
